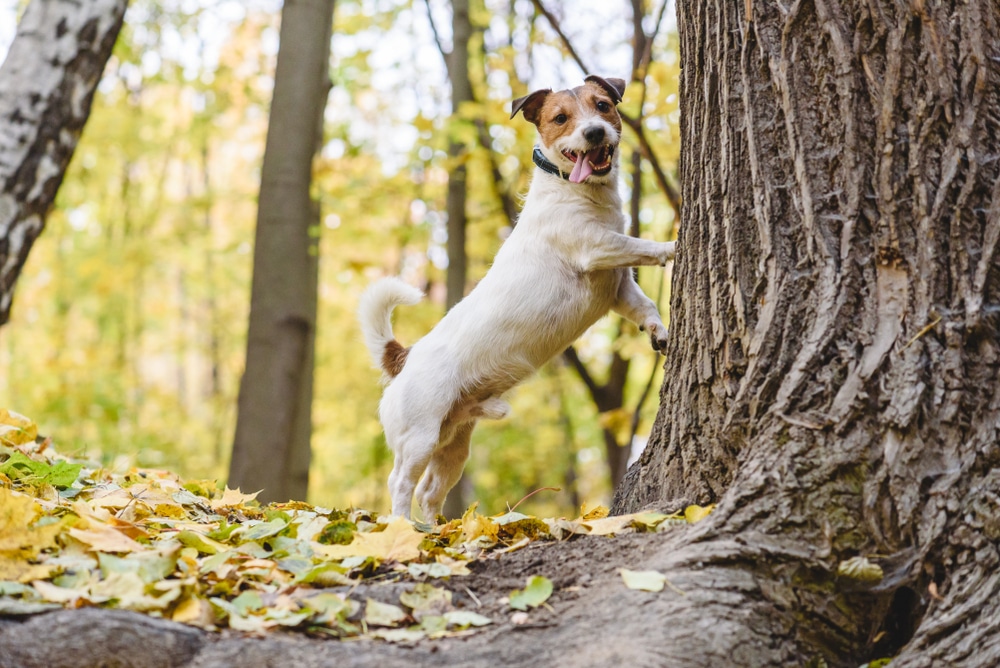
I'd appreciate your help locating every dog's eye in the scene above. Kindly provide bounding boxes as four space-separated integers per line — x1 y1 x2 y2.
596 101 611 113
554 113 568 124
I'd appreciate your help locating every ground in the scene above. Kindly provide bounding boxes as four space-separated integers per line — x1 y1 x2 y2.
1 532 686 668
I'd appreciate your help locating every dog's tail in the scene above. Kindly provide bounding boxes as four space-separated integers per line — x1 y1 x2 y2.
358 277 423 379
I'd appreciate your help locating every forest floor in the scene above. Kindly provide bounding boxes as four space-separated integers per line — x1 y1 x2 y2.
1 532 685 668
0 411 700 668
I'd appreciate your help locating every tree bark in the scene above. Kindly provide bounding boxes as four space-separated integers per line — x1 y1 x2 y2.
229 0 334 503
614 0 1000 664
0 0 127 326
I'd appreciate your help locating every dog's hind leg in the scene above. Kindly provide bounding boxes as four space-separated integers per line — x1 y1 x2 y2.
414 421 474 521
469 397 510 420
387 427 439 519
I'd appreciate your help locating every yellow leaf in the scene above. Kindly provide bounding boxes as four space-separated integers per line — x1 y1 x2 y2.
31 579 92 604
580 504 609 521
69 525 146 553
461 503 498 545
597 408 631 441
313 517 423 563
582 514 635 536
684 504 715 523
0 409 37 446
172 595 216 628
210 487 260 510
619 568 666 592
0 488 60 553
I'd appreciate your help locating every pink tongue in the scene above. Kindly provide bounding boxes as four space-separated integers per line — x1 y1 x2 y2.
568 149 600 183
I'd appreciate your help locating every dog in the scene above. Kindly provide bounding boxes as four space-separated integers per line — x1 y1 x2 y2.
358 75 676 520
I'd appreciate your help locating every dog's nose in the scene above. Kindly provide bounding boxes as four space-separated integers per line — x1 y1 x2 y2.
583 125 605 145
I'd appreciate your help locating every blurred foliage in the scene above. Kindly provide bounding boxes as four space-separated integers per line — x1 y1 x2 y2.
0 0 680 518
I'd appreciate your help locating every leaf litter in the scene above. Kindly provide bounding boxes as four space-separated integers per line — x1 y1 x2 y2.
0 410 712 642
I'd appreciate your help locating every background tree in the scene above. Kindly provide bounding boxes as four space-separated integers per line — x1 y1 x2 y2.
228 0 335 503
0 0 682 517
0 0 127 325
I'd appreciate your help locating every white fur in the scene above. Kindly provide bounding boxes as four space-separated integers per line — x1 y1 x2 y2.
358 277 423 380
359 91 675 520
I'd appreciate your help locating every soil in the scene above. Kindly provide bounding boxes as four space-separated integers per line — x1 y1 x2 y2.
0 531 685 668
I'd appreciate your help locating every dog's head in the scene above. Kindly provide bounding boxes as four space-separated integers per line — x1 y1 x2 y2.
511 75 626 185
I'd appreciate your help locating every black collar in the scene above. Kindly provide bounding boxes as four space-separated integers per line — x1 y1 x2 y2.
532 146 570 181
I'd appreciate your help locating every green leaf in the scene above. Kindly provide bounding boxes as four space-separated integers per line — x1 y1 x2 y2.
508 575 553 611
0 452 82 488
619 568 666 592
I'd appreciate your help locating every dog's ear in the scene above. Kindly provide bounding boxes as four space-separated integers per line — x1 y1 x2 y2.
585 75 627 104
510 88 551 125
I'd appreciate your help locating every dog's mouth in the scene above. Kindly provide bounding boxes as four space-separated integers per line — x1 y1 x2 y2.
561 144 615 183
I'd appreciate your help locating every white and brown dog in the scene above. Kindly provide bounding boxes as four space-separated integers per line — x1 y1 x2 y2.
359 76 675 520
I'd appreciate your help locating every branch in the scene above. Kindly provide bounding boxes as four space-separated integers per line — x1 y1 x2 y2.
621 114 682 216
422 0 450 63
528 0 591 74
562 345 605 406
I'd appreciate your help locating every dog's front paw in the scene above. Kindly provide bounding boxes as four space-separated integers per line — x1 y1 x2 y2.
646 321 668 353
659 241 676 266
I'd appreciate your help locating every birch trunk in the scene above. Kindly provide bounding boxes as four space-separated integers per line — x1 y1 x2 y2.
0 0 127 325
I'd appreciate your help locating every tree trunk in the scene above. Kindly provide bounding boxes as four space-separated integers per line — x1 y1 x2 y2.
0 0 127 326
229 0 334 503
441 0 476 520
614 0 1000 664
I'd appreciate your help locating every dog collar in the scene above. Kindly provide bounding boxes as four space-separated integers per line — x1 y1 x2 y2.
532 146 570 181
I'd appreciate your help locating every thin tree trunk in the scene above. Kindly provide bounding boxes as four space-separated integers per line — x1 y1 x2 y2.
441 0 475 520
228 0 334 503
0 0 128 326
613 0 1000 664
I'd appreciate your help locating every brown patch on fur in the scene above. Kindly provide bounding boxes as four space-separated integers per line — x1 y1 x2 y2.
382 339 409 377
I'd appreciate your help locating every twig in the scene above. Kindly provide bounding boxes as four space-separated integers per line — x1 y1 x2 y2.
508 486 561 513
421 0 449 63
901 314 942 351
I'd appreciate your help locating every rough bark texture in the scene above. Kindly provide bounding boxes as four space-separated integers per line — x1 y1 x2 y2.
0 0 127 325
613 0 1000 665
229 0 334 503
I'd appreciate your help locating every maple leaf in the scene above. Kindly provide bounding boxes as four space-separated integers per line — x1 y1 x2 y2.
209 487 260 510
313 517 423 563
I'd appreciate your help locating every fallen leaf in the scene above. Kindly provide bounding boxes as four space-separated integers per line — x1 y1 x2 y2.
399 583 451 620
313 517 423 562
364 598 409 627
69 525 147 553
580 504 609 521
209 487 260 510
684 504 715 523
509 575 553 611
443 610 492 628
620 568 666 592
0 409 37 446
